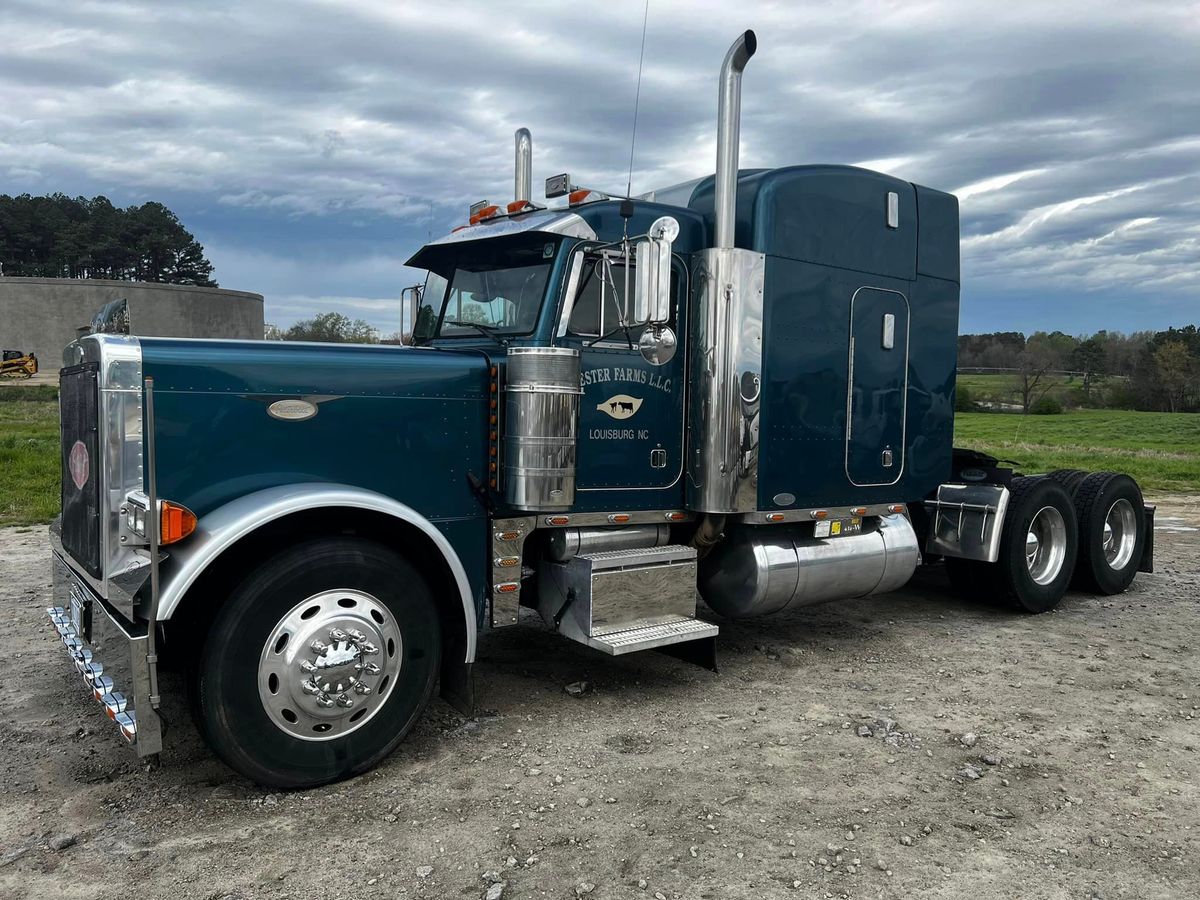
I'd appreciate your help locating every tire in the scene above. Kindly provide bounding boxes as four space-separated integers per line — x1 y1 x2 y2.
1043 468 1089 497
993 476 1079 613
1071 472 1145 595
193 537 441 788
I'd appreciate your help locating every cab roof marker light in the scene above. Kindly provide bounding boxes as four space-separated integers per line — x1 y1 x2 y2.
568 189 609 206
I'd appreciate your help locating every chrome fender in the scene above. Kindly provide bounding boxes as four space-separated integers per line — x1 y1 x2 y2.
156 483 476 662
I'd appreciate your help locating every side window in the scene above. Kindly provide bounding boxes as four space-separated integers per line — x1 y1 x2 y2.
566 256 681 341
567 257 634 338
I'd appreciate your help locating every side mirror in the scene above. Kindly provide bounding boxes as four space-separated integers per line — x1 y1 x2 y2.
633 216 678 326
400 285 423 345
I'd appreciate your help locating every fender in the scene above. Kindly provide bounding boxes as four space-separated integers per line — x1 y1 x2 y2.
156 483 477 662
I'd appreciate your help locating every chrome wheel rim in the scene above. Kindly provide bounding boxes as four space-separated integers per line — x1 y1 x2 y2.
1025 505 1067 586
258 590 401 742
1103 498 1137 570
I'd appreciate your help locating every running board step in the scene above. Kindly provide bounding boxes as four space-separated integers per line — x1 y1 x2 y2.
584 616 719 655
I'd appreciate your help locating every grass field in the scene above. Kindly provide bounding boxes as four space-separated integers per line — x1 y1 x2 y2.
955 372 1127 408
0 388 60 526
955 408 1200 492
0 392 1195 526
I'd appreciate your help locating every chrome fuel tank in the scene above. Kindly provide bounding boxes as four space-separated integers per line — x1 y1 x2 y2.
698 514 919 618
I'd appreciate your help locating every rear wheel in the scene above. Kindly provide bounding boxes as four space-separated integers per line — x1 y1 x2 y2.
1043 468 1089 497
994 476 1079 613
1071 472 1145 595
193 537 441 788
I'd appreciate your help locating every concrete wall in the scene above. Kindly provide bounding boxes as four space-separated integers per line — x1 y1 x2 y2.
0 277 264 367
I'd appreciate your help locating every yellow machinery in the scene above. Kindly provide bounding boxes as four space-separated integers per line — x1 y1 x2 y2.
1 350 39 379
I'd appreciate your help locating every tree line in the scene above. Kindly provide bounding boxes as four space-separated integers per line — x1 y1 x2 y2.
958 326 1200 413
0 193 217 286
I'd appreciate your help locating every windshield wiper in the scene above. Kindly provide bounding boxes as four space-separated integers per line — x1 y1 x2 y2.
443 321 505 344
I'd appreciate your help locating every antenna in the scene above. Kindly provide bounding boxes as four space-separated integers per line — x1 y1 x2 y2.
626 0 651 199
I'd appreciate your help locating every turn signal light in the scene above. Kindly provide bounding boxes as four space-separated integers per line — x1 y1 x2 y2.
159 501 196 545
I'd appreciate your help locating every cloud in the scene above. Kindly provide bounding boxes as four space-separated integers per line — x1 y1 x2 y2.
1 0 1197 333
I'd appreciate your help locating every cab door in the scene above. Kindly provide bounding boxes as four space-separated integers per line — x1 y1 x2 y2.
558 252 685 492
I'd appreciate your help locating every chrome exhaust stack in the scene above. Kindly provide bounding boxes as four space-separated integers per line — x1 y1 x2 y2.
687 30 765 516
514 127 533 204
714 30 757 249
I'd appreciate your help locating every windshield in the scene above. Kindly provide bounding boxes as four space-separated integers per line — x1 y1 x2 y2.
414 239 558 342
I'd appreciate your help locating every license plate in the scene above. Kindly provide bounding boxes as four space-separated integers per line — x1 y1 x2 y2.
815 517 862 539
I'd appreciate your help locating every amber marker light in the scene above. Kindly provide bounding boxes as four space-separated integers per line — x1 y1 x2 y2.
888 504 906 514
765 513 785 522
851 507 867 517
664 512 686 521
810 510 828 520
159 501 197 545
607 514 631 524
545 516 569 526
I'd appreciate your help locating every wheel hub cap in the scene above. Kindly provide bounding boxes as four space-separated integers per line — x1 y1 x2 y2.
1103 498 1137 570
258 590 400 741
1024 505 1067 586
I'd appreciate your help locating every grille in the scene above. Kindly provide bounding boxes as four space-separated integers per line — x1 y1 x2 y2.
60 363 102 578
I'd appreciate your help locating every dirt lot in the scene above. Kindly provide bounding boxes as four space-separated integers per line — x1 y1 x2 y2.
1 497 1197 900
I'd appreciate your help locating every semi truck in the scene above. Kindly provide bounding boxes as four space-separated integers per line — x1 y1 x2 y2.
46 31 1153 788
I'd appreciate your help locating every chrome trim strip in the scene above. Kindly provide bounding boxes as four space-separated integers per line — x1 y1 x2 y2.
844 286 910 488
736 503 905 525
154 484 478 663
535 510 692 528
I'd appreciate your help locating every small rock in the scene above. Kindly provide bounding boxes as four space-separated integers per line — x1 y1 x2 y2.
576 797 591 808
576 883 596 897
874 858 888 871
484 882 506 900
960 732 978 748
564 681 592 697
527 768 542 776
899 835 913 846
49 834 77 851
483 870 503 884
959 764 982 780
416 865 434 879
856 725 873 738
982 754 1002 766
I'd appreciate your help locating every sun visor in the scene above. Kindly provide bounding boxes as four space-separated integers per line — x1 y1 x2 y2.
406 210 597 273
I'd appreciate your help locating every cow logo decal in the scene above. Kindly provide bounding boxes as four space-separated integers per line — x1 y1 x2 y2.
68 440 89 490
597 394 643 420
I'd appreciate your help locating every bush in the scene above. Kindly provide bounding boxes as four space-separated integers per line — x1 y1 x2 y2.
954 385 974 412
1029 395 1063 415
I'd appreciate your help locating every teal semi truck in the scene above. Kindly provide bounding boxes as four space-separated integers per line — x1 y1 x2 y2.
46 32 1153 788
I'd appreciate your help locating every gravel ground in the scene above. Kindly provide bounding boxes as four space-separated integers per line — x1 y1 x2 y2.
1 496 1197 900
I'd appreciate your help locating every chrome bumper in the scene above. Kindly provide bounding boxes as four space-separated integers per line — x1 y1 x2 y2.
49 552 163 757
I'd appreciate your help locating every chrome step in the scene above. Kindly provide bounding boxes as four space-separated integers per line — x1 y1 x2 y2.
583 615 719 656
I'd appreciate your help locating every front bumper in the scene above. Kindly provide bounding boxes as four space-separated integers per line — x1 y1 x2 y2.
49 551 163 757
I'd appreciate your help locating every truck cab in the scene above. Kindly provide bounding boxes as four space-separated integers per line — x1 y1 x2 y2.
45 31 1152 789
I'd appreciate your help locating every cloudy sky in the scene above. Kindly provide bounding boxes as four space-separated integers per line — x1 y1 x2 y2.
2 0 1197 336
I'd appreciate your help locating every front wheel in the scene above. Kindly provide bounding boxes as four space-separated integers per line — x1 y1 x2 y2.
193 537 441 788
